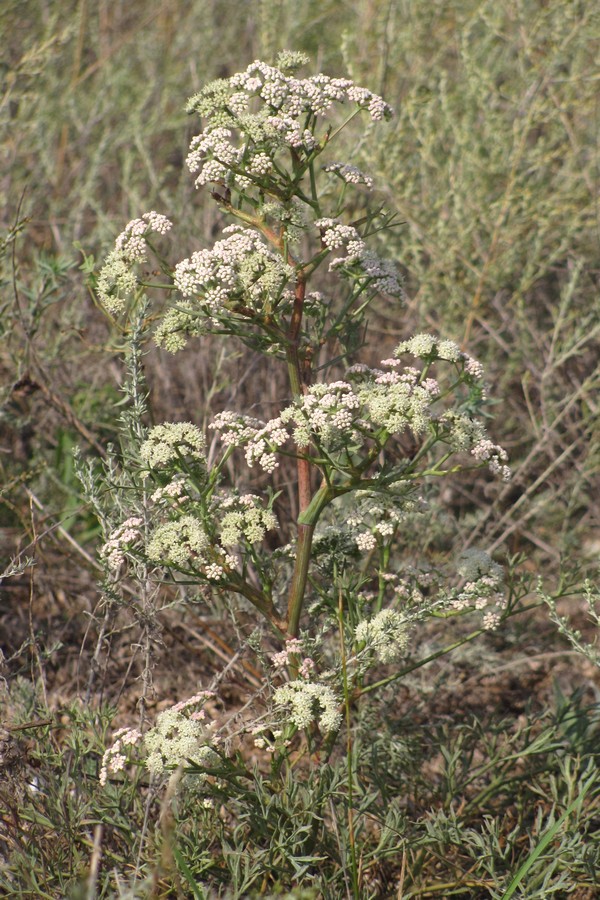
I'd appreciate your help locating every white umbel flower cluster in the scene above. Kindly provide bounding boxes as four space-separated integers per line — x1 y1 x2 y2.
140 422 206 468
394 334 484 382
274 681 342 733
145 707 214 776
184 55 392 192
209 341 508 480
315 218 403 298
281 380 362 449
146 515 208 567
217 493 278 546
100 692 218 785
355 608 409 663
152 225 295 350
97 211 172 313
210 411 288 472
449 550 506 629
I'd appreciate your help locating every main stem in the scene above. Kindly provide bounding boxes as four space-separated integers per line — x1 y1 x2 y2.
285 274 316 637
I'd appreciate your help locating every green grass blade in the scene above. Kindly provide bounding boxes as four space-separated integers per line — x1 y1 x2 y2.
500 796 581 900
172 846 207 900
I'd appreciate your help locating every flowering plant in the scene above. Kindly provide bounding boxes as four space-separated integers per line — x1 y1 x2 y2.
90 54 513 784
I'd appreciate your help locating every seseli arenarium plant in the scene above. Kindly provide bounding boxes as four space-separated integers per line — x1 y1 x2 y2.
83 52 526 894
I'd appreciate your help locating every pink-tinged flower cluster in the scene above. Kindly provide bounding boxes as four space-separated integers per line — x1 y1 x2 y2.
210 411 289 472
271 638 304 668
471 439 511 481
324 162 374 188
315 218 403 298
171 690 215 716
115 211 172 262
100 517 143 571
271 638 316 681
99 727 142 786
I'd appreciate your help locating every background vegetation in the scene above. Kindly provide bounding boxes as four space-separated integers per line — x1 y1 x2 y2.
1 1 599 897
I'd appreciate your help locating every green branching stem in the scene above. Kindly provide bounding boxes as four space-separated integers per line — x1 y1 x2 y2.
286 481 336 637
225 575 286 635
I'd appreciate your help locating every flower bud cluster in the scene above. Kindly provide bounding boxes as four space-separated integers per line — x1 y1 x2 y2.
355 608 410 663
446 549 507 629
324 162 374 188
271 638 315 679
97 211 172 313
140 422 206 468
353 362 440 436
143 487 275 576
